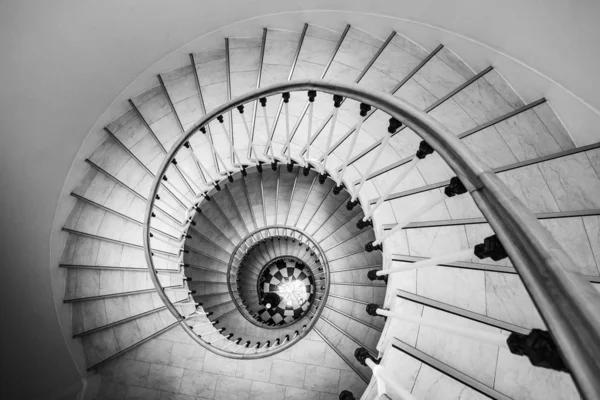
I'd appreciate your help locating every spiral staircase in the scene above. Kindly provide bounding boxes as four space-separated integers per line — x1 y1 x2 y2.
58 23 600 400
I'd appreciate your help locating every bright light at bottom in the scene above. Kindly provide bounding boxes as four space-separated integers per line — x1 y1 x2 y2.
277 279 308 306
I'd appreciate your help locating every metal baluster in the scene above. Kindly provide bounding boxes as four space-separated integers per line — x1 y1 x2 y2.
153 195 185 222
173 303 200 319
183 309 214 319
180 138 208 185
217 115 246 176
245 342 260 354
183 203 202 229
171 158 208 195
233 341 250 353
259 98 276 169
304 91 317 175
200 127 233 181
258 341 271 353
282 92 293 171
219 336 240 349
361 141 434 221
378 248 475 277
150 251 181 263
318 95 343 180
151 205 184 227
368 234 508 286
189 320 218 330
347 118 401 210
355 348 417 400
161 175 194 208
184 142 222 190
237 105 263 172
363 177 468 242
211 333 234 347
335 103 371 194
366 156 420 217
149 232 186 252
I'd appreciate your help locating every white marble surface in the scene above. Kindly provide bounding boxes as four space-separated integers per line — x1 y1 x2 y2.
417 266 486 314
90 138 129 176
112 320 143 351
453 76 515 125
494 347 579 400
540 217 599 275
587 148 600 176
538 152 600 210
483 69 524 109
485 272 545 329
406 225 469 257
371 40 422 82
200 81 227 113
533 102 575 151
416 307 500 386
389 188 451 222
297 31 338 65
264 34 299 66
411 364 489 400
324 60 361 82
172 96 202 129
444 192 483 219
384 270 416 302
304 365 340 393
494 108 562 161
110 110 149 149
436 47 474 79
106 294 138 324
134 88 172 126
378 296 422 353
196 57 227 87
162 65 195 100
292 60 326 80
379 347 422 392
428 98 478 134
498 165 561 213
394 78 438 110
389 34 427 60
301 25 337 41
357 66 399 93
583 216 600 270
412 54 465 99
462 125 519 168
130 134 163 168
333 34 381 72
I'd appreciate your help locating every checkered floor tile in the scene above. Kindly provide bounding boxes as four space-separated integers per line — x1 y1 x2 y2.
256 258 315 325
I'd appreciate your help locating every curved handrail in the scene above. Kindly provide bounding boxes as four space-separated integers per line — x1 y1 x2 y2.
227 225 330 331
143 79 600 395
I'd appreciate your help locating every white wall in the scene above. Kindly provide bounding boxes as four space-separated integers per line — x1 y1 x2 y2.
1 1 599 398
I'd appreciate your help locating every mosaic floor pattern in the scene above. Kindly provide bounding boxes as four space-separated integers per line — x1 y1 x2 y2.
257 258 315 325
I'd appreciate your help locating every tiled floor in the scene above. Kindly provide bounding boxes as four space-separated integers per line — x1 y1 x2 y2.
96 325 366 400
256 259 315 325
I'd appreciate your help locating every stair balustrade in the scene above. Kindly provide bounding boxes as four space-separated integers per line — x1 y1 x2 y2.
139 80 600 399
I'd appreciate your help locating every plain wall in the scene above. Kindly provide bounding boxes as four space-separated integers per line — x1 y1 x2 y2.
1 1 599 398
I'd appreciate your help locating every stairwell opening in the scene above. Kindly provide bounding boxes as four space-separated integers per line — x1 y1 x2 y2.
251 255 316 326
171 164 379 356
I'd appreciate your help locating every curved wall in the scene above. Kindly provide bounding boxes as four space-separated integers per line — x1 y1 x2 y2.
1 1 599 398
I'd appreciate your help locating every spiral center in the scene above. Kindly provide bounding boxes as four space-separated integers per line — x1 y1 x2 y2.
257 258 315 325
